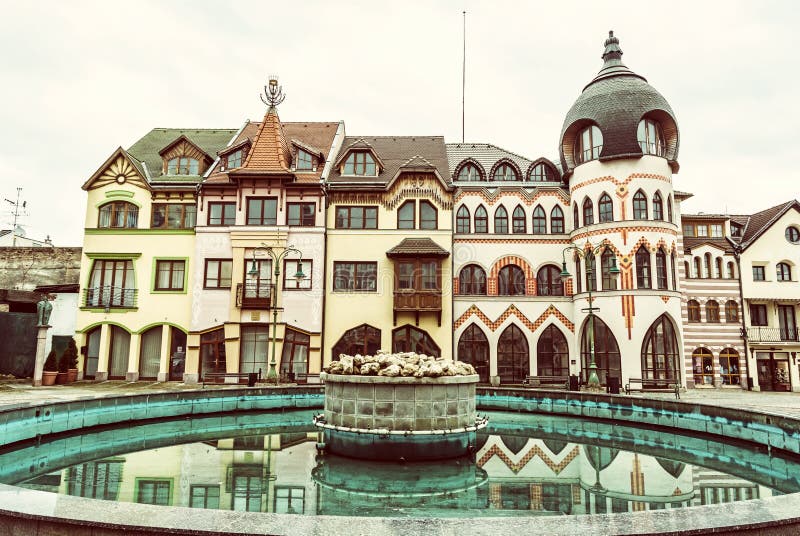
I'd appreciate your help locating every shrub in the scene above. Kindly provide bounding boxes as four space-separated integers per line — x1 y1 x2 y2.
63 339 79 369
58 350 69 373
44 350 58 372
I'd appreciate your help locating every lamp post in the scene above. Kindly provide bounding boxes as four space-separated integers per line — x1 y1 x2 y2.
247 244 305 383
561 241 620 390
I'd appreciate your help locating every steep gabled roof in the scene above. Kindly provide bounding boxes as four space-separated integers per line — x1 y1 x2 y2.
739 200 800 249
127 128 237 180
236 107 292 174
82 147 149 191
683 237 734 254
386 238 450 258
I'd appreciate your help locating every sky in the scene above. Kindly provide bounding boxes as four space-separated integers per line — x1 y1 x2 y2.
0 0 798 246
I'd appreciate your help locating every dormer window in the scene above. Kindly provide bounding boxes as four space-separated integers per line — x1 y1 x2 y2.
457 163 482 181
343 152 376 176
574 125 603 164
493 163 519 181
530 163 556 182
296 149 313 171
227 150 243 169
638 118 665 156
167 157 199 175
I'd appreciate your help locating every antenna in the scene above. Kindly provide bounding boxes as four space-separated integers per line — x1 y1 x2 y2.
462 10 466 143
3 187 26 247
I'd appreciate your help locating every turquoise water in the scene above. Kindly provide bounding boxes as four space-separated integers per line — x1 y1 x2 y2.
3 410 799 518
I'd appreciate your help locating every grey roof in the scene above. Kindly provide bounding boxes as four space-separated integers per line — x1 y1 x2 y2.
739 200 800 249
386 238 450 258
683 237 734 254
127 128 237 181
445 143 562 182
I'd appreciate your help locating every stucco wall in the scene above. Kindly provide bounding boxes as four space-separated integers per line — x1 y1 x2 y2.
0 247 81 291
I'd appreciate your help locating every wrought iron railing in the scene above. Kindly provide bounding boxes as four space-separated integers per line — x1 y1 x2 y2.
82 287 137 308
744 326 800 342
236 282 273 309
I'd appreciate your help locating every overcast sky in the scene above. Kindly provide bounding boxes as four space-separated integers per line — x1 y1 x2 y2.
1 0 797 245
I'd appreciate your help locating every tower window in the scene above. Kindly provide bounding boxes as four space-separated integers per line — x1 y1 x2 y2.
574 125 603 164
638 118 665 156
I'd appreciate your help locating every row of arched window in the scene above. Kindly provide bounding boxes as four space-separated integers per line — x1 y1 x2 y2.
687 300 739 323
455 204 565 234
684 255 737 279
459 264 563 296
692 347 741 386
574 246 678 292
572 190 674 229
455 160 559 183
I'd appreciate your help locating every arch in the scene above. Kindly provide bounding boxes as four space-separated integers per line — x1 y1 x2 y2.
498 265 525 296
332 324 381 360
537 325 569 376
138 325 163 379
490 159 522 182
671 250 678 290
498 324 529 384
704 253 712 279
550 206 565 234
419 200 437 230
532 205 547 234
580 316 620 386
474 204 488 233
397 200 415 229
456 205 470 234
98 201 139 229
640 110 679 161
725 300 739 322
494 205 508 234
536 264 564 296
691 347 714 386
706 300 720 322
655 247 668 289
573 202 579 229
512 205 527 234
652 191 664 221
600 248 618 290
598 193 613 223
715 257 723 279
582 197 594 226
392 324 440 357
687 300 701 323
683 261 690 279
454 158 486 182
459 264 486 295
777 262 792 281
632 189 648 220
457 324 490 383
527 159 559 182
727 261 736 279
136 322 188 335
667 195 674 223
107 325 130 379
641 314 679 382
573 124 603 165
638 117 666 156
719 348 741 386
693 257 702 279
635 245 651 289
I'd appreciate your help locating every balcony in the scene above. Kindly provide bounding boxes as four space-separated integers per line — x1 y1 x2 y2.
236 282 273 309
744 326 800 343
393 290 442 326
82 287 137 309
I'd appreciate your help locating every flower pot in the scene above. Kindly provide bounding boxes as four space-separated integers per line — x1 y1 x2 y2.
56 372 69 384
67 369 78 383
42 371 58 386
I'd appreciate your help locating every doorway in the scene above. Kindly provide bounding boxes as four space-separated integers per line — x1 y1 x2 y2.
756 351 791 392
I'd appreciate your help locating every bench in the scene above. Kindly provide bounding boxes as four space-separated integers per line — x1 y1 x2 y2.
624 377 680 399
202 369 261 388
522 375 569 389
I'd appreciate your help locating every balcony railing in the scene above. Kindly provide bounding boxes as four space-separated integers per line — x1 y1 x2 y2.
744 326 800 343
393 290 442 312
82 287 137 308
236 282 273 309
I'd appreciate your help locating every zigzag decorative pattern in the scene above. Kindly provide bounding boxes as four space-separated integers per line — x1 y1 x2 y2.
453 303 575 333
570 172 671 194
454 237 571 245
477 444 580 474
571 226 677 245
454 188 569 206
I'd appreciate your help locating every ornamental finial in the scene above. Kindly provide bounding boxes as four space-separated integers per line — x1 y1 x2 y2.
260 75 286 109
601 30 623 62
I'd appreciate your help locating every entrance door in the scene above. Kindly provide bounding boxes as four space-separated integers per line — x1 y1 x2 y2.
778 305 797 341
756 351 792 392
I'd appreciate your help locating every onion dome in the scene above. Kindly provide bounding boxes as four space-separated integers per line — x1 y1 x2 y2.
559 31 679 175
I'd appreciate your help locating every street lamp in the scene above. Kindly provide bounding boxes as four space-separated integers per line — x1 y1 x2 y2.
561 241 620 390
247 244 305 383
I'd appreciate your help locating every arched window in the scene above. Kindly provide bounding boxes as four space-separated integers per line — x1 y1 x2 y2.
704 253 712 279
573 203 579 229
715 257 723 279
397 200 415 229
139 326 163 380
777 262 792 281
493 163 519 181
600 249 617 290
575 256 582 294
459 264 486 295
456 205 470 234
684 261 690 279
281 328 311 377
84 327 101 379
419 200 437 230
536 265 564 296
167 156 200 175
494 206 508 233
692 348 714 386
693 257 702 279
598 193 613 223
636 245 651 289
574 125 603 164
537 325 569 376
530 163 556 182
725 300 739 322
667 196 674 223
687 300 701 322
632 190 648 220
392 325 440 357
457 163 482 181
637 118 665 156
498 324 529 384
652 192 664 221
343 152 376 175
98 201 138 229
532 205 547 234
457 324 489 383
656 247 668 289
580 317 620 385
706 300 720 323
719 348 741 385
550 206 565 234
641 315 679 381
585 252 597 292
498 265 525 296
108 325 131 379
671 250 677 290
474 205 488 233
512 205 527 234
332 324 380 360
582 198 594 226
727 261 736 279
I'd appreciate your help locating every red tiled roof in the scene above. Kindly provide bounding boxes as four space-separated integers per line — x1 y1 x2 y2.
386 238 450 258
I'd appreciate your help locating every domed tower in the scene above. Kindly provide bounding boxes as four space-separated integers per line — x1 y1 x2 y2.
561 32 684 389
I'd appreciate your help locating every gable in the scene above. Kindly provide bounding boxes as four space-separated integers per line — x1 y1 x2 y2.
82 149 149 191
159 136 214 174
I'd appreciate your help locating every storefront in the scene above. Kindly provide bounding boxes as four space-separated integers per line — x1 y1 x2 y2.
755 351 792 392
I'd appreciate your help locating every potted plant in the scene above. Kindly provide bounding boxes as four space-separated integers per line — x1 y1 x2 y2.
42 350 58 386
63 339 79 382
56 349 69 384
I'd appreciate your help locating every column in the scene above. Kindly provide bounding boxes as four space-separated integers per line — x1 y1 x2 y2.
95 323 111 381
157 324 171 382
32 325 51 386
127 331 141 382
489 337 499 386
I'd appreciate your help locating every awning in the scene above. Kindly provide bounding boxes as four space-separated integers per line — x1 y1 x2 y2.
386 238 450 258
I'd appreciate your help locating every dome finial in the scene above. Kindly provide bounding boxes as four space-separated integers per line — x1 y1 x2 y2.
601 30 623 62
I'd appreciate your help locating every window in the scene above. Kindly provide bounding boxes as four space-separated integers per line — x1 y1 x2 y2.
204 259 232 289
232 469 262 512
392 325 441 357
343 151 376 175
66 461 122 500
752 265 766 281
498 324 529 384
494 206 508 233
671 251 677 290
598 194 613 223
335 206 378 229
573 203 579 229
537 325 569 376
498 265 525 296
580 317 620 385
167 157 199 175
456 205 470 233
786 227 800 243
715 257 723 279
459 264 486 295
151 204 196 229
87 259 135 307
710 224 723 238
287 202 315 226
457 324 489 383
274 486 305 514
725 300 739 322
512 205 527 233
637 118 665 156
200 328 225 374
333 261 377 291
694 257 702 278
684 261 690 279
641 315 679 381
635 246 651 289
246 198 277 225
585 252 596 292
457 163 482 181
139 329 162 378
667 196 673 222
536 265 563 296
136 480 171 505
687 300 701 323
280 328 310 377
332 324 380 359
208 202 235 226
731 223 743 237
98 201 138 228
396 259 439 291
682 224 694 237
656 248 668 289
601 249 618 290
296 149 313 170
397 201 415 229
227 150 243 169
632 190 648 219
239 326 268 375
727 261 736 279
550 206 565 233
704 253 712 279
493 163 519 181
474 205 488 233
706 300 720 323
190 485 220 509
532 206 547 234
244 259 272 306
574 125 603 164
750 304 768 326
777 262 792 281
696 225 709 237
582 198 594 225
652 192 664 221
530 163 556 182
692 348 714 386
719 348 740 385
575 257 582 294
419 200 438 230
283 259 311 290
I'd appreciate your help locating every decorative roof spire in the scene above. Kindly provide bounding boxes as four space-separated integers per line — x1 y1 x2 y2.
602 30 623 62
260 75 286 110
237 75 291 172
583 30 646 90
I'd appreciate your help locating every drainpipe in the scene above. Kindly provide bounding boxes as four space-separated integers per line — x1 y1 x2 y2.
733 245 751 390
